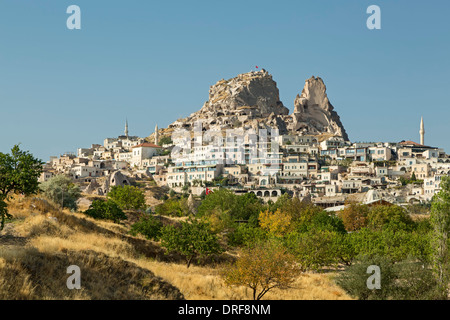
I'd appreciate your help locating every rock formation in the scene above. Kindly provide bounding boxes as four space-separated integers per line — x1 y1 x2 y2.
289 76 349 140
161 70 348 141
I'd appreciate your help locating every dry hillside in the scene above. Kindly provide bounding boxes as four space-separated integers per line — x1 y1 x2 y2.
0 196 351 300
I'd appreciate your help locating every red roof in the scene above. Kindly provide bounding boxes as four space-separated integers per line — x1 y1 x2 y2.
132 143 162 148
399 140 424 147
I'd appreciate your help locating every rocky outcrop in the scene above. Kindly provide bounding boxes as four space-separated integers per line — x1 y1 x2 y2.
169 69 289 132
289 76 349 140
164 70 348 140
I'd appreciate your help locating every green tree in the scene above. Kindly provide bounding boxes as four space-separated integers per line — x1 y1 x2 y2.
129 215 163 241
284 229 345 271
107 185 146 211
366 205 415 232
160 218 223 268
154 197 189 217
197 189 263 223
0 145 43 230
40 174 81 210
222 240 301 300
430 175 450 299
84 199 127 223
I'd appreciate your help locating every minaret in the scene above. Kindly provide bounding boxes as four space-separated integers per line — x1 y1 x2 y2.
154 124 159 145
125 119 129 138
420 116 425 145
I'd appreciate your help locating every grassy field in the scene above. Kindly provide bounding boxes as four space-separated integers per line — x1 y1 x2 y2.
0 196 351 300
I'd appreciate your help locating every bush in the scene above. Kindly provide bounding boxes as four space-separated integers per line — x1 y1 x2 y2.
84 199 127 223
391 259 439 300
129 215 163 241
107 185 146 211
336 255 439 300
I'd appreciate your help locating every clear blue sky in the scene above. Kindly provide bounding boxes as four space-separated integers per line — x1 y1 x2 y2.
1 0 449 161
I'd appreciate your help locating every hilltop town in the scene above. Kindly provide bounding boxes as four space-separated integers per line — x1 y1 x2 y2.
40 70 450 210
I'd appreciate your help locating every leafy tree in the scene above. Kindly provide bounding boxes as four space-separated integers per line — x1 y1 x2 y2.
154 197 189 217
129 214 163 241
0 145 43 230
222 240 301 300
269 194 323 228
430 175 450 299
284 229 345 271
160 218 223 268
84 199 127 223
338 203 369 232
258 209 292 237
40 174 81 210
299 211 347 234
348 227 432 263
107 185 146 211
366 205 415 232
227 223 268 247
197 188 263 223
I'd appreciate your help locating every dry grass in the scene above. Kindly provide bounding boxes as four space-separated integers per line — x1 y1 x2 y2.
133 259 351 300
0 196 352 300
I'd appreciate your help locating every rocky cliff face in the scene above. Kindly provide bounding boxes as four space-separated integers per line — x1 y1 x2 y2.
289 76 349 140
164 70 348 141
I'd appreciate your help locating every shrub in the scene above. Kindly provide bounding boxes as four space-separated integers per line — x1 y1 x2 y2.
129 215 163 241
336 255 439 300
84 199 127 223
335 255 397 300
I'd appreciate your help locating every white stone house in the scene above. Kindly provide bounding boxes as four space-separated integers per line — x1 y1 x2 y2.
130 143 162 168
